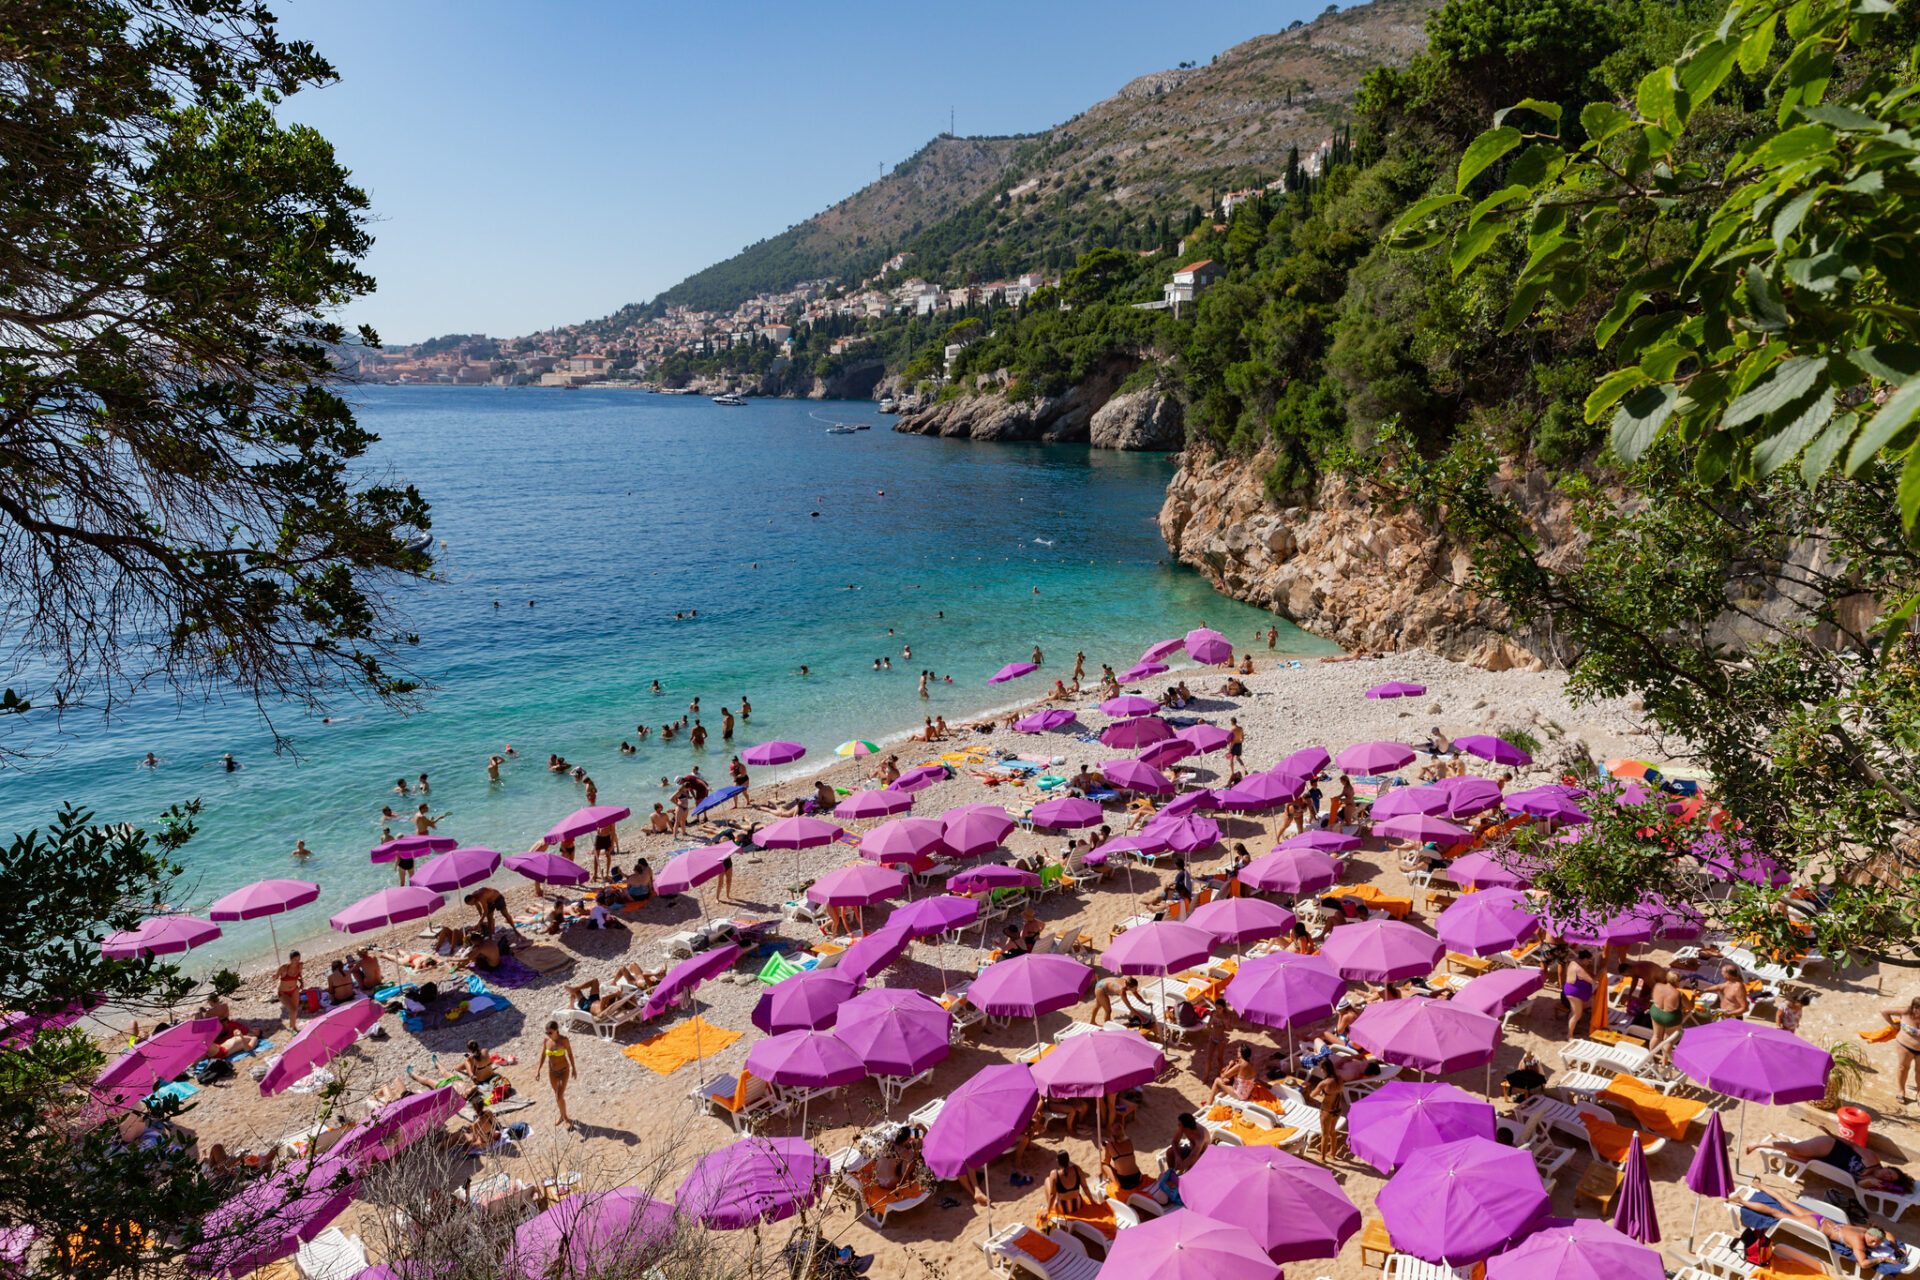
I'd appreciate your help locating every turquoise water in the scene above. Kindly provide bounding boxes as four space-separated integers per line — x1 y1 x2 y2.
2 388 1334 968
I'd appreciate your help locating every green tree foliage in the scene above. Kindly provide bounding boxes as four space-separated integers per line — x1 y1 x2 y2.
0 0 432 745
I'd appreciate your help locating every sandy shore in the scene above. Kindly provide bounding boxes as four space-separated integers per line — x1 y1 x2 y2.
120 648 1920 1279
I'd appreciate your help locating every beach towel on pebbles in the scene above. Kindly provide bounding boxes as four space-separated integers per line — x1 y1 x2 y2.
402 974 513 1032
621 1017 741 1075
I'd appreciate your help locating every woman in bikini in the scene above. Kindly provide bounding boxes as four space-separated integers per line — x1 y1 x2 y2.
1208 1044 1258 1104
1749 1131 1917 1196
1045 1149 1090 1219
1306 1060 1346 1163
1100 1123 1146 1199
276 952 304 1030
542 1020 577 1128
1883 997 1920 1103
1562 949 1597 1039
325 960 356 1005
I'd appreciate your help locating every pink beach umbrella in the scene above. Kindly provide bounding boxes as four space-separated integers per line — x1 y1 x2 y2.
337 1085 464 1163
922 1063 1039 1230
1365 682 1427 698
941 805 1015 856
1141 637 1187 663
1373 813 1470 843
1157 789 1218 818
1101 921 1215 974
328 886 445 934
1279 828 1360 853
988 661 1038 684
189 1154 360 1278
504 850 591 893
1446 851 1534 890
1435 888 1541 957
93 1019 222 1110
1455 734 1533 767
759 815 845 848
643 943 740 1020
676 1136 828 1230
1453 968 1543 1019
1335 740 1416 774
1377 1137 1550 1266
969 953 1095 1046
1673 1021 1833 1173
1348 1081 1496 1174
1031 1027 1165 1103
1014 707 1078 732
861 816 946 863
1101 1209 1278 1280
1174 723 1231 753
1213 771 1303 812
892 895 979 938
837 923 913 985
834 788 913 820
740 741 805 766
948 864 1040 894
1222 954 1346 1062
1242 848 1341 895
1138 737 1197 768
544 805 631 845
412 846 502 895
1318 919 1445 983
505 1189 676 1280
1505 786 1591 822
100 914 221 960
1100 715 1172 749
1489 1219 1665 1280
746 1029 866 1092
1544 904 1654 947
889 764 948 793
1438 776 1507 818
1141 814 1220 853
835 988 952 1079
1349 997 1501 1076
1185 627 1233 664
752 970 859 1033
1101 694 1159 718
1120 660 1170 682
654 844 733 895
1101 758 1176 795
370 833 457 864
1281 746 1332 776
806 863 908 906
1370 787 1451 820
1030 795 1105 828
1187 898 1296 950
207 879 319 922
1183 1146 1361 1263
260 998 384 1096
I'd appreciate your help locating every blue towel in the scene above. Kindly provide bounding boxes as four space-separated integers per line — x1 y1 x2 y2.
146 1080 200 1106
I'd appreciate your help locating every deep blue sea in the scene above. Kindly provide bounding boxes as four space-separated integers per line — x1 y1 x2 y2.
2 387 1335 967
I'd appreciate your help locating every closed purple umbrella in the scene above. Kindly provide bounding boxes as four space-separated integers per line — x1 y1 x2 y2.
1281 746 1332 776
1138 737 1197 768
1373 813 1470 843
1142 814 1221 853
922 1063 1039 1179
1030 795 1105 828
1222 954 1346 1030
644 944 740 1020
1438 776 1507 819
1684 1110 1734 1247
1242 848 1341 895
1488 1220 1665 1280
1120 660 1170 682
1350 998 1500 1075
676 1136 827 1230
1031 1027 1166 1098
1101 758 1176 795
1336 740 1416 774
505 1188 675 1280
260 998 384 1096
93 1019 222 1110
837 923 914 985
1377 1137 1549 1266
1187 898 1295 949
941 805 1015 856
1371 787 1451 820
834 788 913 821
328 886 446 934
806 863 908 906
1453 968 1543 1019
412 846 503 894
752 970 860 1033
988 661 1038 684
1101 695 1159 718
758 815 845 849
889 764 948 793
1176 723 1233 754
1366 682 1427 698
505 850 591 887
746 1029 866 1089
891 895 979 938
1185 627 1233 664
1141 637 1187 663
969 953 1094 1018
1446 851 1536 890
1349 1081 1496 1173
544 805 631 845
190 1154 359 1278
1435 888 1541 957
654 844 734 895
1213 771 1304 812
836 988 951 1077
1101 1209 1277 1280
1182 1146 1360 1263
741 741 806 766
1279 828 1361 854
860 816 946 863
1014 708 1078 732
101 915 221 959
370 833 457 864
1100 716 1173 749
1614 1132 1660 1244
1102 921 1215 975
948 865 1040 894
1318 919 1444 983
1455 735 1532 766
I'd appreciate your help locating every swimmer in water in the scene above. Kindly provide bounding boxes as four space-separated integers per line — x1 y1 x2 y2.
394 778 410 796
504 744 518 756
799 666 809 675
291 839 312 859
651 680 662 694
222 752 241 771
740 696 750 720
139 752 160 769
487 755 504 782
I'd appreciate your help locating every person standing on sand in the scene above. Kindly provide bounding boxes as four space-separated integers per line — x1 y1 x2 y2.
729 756 749 806
591 822 617 880
276 952 304 1030
542 1020 577 1127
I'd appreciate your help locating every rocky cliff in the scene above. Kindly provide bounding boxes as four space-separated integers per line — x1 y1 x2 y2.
891 376 1184 451
1158 448 1575 669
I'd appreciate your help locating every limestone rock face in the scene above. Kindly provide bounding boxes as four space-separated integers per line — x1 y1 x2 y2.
891 385 1101 444
1089 391 1184 451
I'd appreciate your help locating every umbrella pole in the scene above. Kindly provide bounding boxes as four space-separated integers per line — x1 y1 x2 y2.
1736 1101 1748 1177
268 917 282 967
1689 1193 1703 1252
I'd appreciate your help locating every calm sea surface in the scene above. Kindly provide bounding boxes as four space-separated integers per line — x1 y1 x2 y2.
3 387 1335 967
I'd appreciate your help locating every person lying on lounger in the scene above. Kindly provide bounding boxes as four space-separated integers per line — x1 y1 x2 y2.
1735 1182 1904 1267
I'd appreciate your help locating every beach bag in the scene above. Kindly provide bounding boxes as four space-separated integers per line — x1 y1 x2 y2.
194 1058 235 1085
417 982 441 1005
1741 1228 1773 1266
298 989 322 1015
1173 1000 1202 1029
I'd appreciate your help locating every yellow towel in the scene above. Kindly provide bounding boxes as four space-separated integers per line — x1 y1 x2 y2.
621 1017 742 1075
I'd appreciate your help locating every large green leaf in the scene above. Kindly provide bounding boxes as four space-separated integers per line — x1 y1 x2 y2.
1612 383 1681 460
1450 219 1508 276
1585 367 1652 421
1846 377 1920 473
1738 10 1778 73
1752 386 1836 475
1639 67 1681 132
1679 38 1741 111
1725 355 1828 426
1388 193 1467 238
1457 127 1523 193
1800 410 1856 486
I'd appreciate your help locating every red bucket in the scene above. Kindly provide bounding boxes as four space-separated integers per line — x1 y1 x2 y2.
1838 1105 1871 1147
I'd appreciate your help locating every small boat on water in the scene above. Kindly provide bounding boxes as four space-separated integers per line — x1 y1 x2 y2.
712 393 747 406
825 424 858 435
877 398 899 413
854 423 871 430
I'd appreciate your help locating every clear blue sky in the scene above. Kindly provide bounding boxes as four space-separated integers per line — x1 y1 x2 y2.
277 1 1336 344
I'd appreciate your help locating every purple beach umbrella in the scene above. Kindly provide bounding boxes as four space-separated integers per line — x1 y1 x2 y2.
1120 661 1170 682
1377 1137 1550 1265
1242 848 1342 895
1454 734 1532 767
837 923 914 985
834 988 952 1077
752 970 859 1033
676 1136 828 1230
207 879 321 922
834 788 913 820
740 740 806 766
1684 1110 1734 1247
746 1029 866 1090
1101 694 1160 718
644 944 740 1020
1335 740 1416 774
891 895 979 938
1213 771 1304 812
758 815 845 849
1435 888 1541 957
1279 828 1360 853
968 953 1094 1018
1030 795 1106 828
888 764 948 793
1185 627 1233 664
654 844 734 896
1141 637 1187 663
860 816 946 863
505 1189 676 1280
1488 1220 1665 1280
922 1063 1039 1179
1672 1022 1831 1103
1142 814 1221 853
1369 787 1451 820
412 846 503 895
1365 682 1427 698
1614 1132 1660 1244
1318 919 1445 983
101 914 222 960
1100 716 1173 750
1176 723 1232 754
948 864 1040 894
1348 1081 1496 1173
1100 1210 1278 1280
1373 812 1470 843
504 850 591 888
940 804 1015 856
1101 921 1215 975
189 1154 360 1278
259 999 384 1096
1157 789 1218 818
1101 758 1176 795
1445 851 1534 890
328 886 446 934
1281 746 1332 776
988 661 1038 684
1186 898 1296 950
1349 997 1501 1075
1437 775 1507 819
1453 968 1543 1019
1030 1026 1166 1098
1544 904 1654 948
1137 737 1197 768
544 805 630 845
806 863 908 906
370 833 458 864
1182 1146 1361 1263
1013 708 1078 733
1222 953 1346 1030
93 1019 222 1110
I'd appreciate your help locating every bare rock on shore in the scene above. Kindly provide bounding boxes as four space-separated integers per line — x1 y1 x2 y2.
891 387 1097 443
1089 390 1183 451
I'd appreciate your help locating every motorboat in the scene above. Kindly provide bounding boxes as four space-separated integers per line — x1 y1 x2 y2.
712 393 747 406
